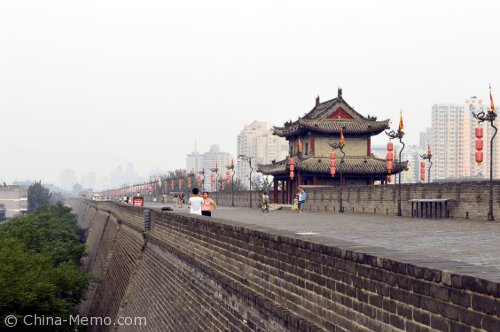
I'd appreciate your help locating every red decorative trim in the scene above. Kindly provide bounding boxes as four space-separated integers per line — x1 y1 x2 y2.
367 138 371 156
311 138 315 153
327 108 353 120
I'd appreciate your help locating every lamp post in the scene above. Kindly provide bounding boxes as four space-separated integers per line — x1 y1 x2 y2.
386 120 405 217
210 165 219 202
473 106 497 221
238 155 253 208
329 139 346 213
226 160 236 207
198 167 205 193
420 153 433 184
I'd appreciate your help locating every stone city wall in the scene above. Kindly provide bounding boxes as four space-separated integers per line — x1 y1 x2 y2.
68 199 500 332
148 181 500 221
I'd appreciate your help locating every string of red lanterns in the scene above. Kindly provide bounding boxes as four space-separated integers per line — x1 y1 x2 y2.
330 152 336 177
476 126 483 165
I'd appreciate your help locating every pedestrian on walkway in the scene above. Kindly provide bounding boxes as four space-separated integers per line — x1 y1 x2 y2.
299 188 306 213
153 196 157 204
201 192 217 217
292 194 299 213
188 188 203 215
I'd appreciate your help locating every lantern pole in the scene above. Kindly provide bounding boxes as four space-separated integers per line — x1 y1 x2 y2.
210 166 219 202
473 109 497 221
329 139 346 213
197 168 205 193
386 128 405 216
226 162 236 207
420 153 433 183
238 155 253 208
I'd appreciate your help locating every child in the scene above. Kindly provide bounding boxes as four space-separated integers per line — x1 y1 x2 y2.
292 194 299 213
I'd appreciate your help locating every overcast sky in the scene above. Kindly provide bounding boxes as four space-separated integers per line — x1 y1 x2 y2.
1 1 500 185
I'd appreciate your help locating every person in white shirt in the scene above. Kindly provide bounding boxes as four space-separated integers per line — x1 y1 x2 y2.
188 188 203 215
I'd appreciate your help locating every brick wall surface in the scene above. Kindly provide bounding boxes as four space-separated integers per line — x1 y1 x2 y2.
74 200 500 332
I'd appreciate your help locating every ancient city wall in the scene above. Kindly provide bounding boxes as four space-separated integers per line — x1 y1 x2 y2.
149 181 500 221
69 199 500 332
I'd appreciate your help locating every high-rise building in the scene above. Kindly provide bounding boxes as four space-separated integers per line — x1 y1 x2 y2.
124 164 137 184
148 167 164 178
419 128 432 148
430 97 498 181
200 145 232 192
60 168 76 191
236 121 288 189
110 166 125 188
186 144 233 191
400 145 426 183
186 146 202 174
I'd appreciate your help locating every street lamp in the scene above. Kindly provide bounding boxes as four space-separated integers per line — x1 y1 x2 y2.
386 113 405 217
473 98 497 221
238 155 253 208
198 167 205 193
420 152 433 184
226 159 236 207
210 164 219 202
329 128 346 213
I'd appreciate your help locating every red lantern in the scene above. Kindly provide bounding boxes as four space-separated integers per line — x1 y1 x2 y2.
330 152 335 159
475 127 483 139
290 171 295 179
330 160 336 167
387 152 393 161
188 178 191 188
421 162 425 168
179 179 181 190
476 140 483 151
330 167 335 176
476 151 483 165
387 142 393 152
198 176 201 187
387 161 393 173
421 168 425 174
421 174 425 181
171 180 174 190
290 158 294 165
290 164 294 171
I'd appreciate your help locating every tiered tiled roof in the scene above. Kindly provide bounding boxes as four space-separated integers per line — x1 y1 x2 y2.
273 90 390 137
258 156 408 176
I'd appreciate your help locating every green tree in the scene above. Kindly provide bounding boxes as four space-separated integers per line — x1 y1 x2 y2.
28 181 52 214
252 177 273 192
0 202 97 331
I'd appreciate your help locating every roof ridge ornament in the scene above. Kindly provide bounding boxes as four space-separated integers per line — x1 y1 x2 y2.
316 95 319 107
338 87 342 99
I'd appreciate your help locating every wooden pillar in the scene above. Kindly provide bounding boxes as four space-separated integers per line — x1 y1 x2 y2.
313 176 317 185
281 180 284 204
273 178 278 203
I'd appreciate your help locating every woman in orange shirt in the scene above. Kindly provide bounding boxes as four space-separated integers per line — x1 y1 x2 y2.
201 192 217 217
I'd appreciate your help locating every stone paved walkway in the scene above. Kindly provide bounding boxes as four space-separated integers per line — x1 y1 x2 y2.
145 202 500 280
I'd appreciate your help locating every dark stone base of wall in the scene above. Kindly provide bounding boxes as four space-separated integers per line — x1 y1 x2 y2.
70 199 500 332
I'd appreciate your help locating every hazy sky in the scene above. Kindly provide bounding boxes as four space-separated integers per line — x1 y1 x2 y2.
2 1 500 185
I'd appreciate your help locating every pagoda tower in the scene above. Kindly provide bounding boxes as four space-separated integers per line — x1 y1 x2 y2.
258 88 408 204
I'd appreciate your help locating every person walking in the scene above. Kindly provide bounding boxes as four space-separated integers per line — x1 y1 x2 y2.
188 188 203 215
292 194 299 213
201 192 217 216
299 188 306 213
153 196 157 204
